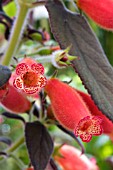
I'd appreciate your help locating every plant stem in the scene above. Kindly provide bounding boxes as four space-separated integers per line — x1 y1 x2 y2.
0 136 24 162
9 153 26 169
7 136 25 153
2 4 29 66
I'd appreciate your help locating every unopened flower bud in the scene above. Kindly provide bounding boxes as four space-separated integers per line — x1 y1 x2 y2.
51 46 77 68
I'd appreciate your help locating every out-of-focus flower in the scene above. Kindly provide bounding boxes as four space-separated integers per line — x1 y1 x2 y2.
0 115 4 124
44 78 103 142
55 144 99 170
25 167 34 170
0 84 31 113
33 6 49 20
13 57 47 94
77 0 113 30
76 90 113 139
43 30 50 42
50 45 60 51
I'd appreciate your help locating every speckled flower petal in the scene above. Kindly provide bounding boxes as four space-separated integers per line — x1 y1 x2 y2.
24 86 39 94
16 63 29 75
13 77 23 89
92 116 103 124
75 116 103 142
31 63 44 74
37 75 47 88
80 134 92 142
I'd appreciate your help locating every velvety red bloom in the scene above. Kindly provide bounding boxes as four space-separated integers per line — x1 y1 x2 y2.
77 0 113 30
55 144 99 170
0 84 31 113
76 90 113 135
13 58 47 94
45 78 103 142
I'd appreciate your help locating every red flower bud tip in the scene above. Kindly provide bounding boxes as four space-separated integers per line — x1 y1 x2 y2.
45 78 103 142
77 0 113 30
25 168 34 170
0 84 31 113
76 90 113 135
55 144 99 170
13 58 47 94
50 45 61 51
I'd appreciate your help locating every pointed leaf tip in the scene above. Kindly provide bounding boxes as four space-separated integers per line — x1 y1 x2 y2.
25 121 54 170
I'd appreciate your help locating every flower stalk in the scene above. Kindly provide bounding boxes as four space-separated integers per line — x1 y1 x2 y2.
2 3 29 65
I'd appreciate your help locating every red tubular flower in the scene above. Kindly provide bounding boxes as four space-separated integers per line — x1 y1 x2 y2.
45 78 103 142
13 57 47 94
0 84 31 113
77 0 113 30
76 90 113 135
55 144 99 170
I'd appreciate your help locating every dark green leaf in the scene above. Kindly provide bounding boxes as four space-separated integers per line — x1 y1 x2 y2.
46 0 113 121
25 121 53 170
0 65 11 87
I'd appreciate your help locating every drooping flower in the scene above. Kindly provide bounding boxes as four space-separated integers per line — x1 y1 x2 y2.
44 78 103 142
55 144 99 170
0 84 31 113
77 0 113 30
13 57 47 94
76 90 113 137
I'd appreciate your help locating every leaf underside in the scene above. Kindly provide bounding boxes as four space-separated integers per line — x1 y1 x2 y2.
46 0 113 121
25 121 54 170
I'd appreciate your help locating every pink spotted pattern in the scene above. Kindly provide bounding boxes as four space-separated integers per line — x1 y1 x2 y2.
13 61 47 94
75 116 103 142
